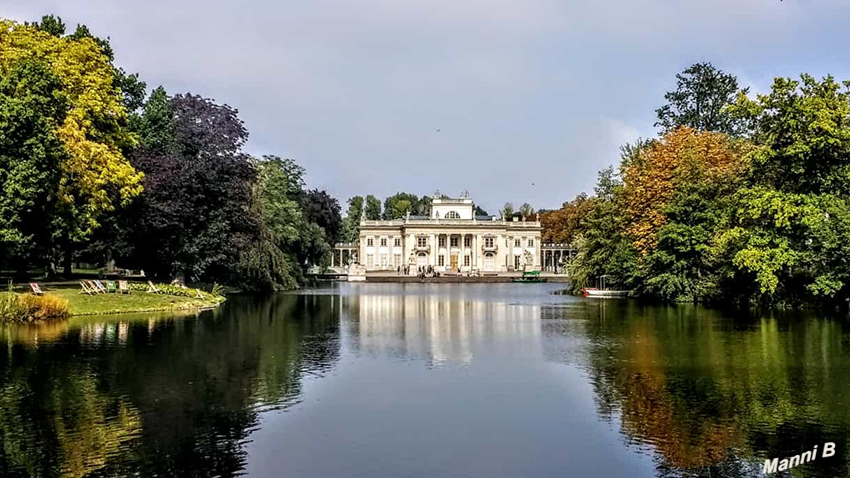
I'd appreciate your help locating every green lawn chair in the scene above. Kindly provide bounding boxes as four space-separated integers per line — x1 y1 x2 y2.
106 281 117 293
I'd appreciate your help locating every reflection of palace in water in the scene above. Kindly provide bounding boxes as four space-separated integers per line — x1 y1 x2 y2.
345 293 543 365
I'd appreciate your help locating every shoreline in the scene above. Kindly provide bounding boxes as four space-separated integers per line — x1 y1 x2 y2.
3 282 226 323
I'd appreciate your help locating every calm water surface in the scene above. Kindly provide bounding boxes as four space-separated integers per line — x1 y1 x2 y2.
2 283 849 477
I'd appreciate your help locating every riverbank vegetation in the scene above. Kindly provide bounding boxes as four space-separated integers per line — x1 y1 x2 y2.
543 63 850 308
0 283 223 322
0 290 69 323
0 15 341 291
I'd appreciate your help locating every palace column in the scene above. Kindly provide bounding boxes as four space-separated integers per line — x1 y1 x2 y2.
472 234 481 270
470 233 476 270
508 234 514 270
429 233 436 266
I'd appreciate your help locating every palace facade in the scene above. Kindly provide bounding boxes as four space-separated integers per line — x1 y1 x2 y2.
357 195 542 273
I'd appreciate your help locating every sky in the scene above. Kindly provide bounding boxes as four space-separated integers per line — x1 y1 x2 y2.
3 0 850 214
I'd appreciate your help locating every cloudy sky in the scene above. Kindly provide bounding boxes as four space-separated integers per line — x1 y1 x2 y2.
4 1 850 213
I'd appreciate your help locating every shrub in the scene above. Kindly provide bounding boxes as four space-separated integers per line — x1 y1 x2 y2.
0 292 69 323
127 282 207 298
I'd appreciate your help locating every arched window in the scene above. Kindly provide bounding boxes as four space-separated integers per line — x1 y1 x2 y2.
446 211 460 219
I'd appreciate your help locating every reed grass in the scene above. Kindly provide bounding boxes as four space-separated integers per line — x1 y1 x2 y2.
0 289 70 323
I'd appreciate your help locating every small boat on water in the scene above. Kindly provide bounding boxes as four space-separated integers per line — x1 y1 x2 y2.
512 270 548 283
582 287 629 297
581 275 630 298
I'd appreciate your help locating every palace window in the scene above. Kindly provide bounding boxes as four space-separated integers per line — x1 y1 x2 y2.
446 211 460 219
515 238 521 248
394 238 401 247
380 238 387 247
367 238 374 247
393 254 402 267
464 255 470 267
380 254 389 266
417 236 427 248
514 255 521 270
484 237 495 248
450 237 458 247
528 239 534 247
439 236 446 247
366 254 374 268
439 255 445 266
464 236 471 247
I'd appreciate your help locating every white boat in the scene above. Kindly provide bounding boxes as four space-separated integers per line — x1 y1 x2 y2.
582 287 630 298
582 275 630 298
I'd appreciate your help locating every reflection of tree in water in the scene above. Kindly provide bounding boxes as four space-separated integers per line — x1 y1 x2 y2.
0 293 340 478
561 301 850 478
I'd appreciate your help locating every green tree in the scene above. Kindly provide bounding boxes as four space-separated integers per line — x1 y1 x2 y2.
0 59 67 274
655 62 746 135
256 156 304 251
340 196 364 243
715 75 850 305
0 20 143 274
364 195 381 220
27 14 65 36
569 168 639 292
383 192 421 220
518 203 535 219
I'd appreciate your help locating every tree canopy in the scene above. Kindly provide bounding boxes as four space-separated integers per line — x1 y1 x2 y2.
546 67 850 307
655 62 746 136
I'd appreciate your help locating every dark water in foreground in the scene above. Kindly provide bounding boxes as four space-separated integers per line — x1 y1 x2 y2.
2 283 850 478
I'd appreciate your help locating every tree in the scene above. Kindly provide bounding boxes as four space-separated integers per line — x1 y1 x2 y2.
257 156 304 250
655 62 746 136
131 93 258 282
0 20 143 274
501 202 514 219
340 196 364 243
715 75 850 304
138 87 175 154
730 74 850 196
301 189 342 246
383 192 421 220
623 127 746 256
473 205 488 216
364 195 382 220
568 168 639 292
0 58 67 273
518 203 535 219
28 14 65 37
32 17 148 118
540 194 593 244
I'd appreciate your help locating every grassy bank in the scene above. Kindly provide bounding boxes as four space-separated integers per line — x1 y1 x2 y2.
2 282 225 322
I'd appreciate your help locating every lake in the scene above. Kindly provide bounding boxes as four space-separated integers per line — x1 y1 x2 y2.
1 283 849 477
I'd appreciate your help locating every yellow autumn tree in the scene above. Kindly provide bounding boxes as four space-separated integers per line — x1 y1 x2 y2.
0 20 143 238
623 127 746 256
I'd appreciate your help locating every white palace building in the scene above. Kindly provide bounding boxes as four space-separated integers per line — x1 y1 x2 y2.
346 193 543 274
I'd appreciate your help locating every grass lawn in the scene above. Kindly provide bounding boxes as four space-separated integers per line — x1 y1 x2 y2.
46 286 224 316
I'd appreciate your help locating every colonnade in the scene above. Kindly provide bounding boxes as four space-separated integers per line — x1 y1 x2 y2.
541 245 576 274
